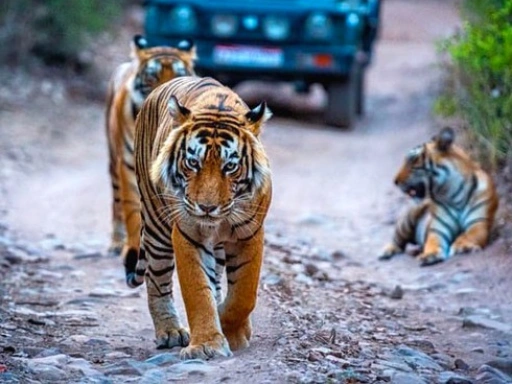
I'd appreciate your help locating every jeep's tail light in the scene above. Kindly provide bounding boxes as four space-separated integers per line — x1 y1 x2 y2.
169 5 197 33
211 15 239 38
313 54 333 68
305 13 334 40
298 53 335 69
262 16 290 41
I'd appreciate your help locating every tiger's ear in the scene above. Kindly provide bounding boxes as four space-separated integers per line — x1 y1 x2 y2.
245 102 272 136
177 39 197 62
130 34 148 60
435 126 455 152
168 96 191 126
134 35 148 49
177 39 194 52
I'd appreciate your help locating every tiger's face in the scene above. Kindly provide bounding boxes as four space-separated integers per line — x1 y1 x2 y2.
394 127 472 201
181 130 247 221
152 95 272 225
131 36 196 105
394 144 431 200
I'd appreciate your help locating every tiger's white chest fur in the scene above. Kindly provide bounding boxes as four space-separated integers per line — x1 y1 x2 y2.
414 172 489 256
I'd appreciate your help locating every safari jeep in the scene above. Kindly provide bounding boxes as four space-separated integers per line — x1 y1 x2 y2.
143 0 381 128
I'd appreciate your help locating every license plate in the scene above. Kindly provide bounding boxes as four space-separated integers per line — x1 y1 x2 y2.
213 45 284 68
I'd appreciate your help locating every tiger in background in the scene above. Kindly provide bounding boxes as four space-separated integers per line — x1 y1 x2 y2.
379 127 499 266
105 34 196 255
125 76 273 359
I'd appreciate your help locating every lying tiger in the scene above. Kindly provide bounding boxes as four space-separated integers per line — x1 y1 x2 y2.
105 35 196 255
380 127 499 266
125 76 273 359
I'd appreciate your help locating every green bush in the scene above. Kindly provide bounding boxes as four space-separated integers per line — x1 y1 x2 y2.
0 1 123 68
436 0 512 168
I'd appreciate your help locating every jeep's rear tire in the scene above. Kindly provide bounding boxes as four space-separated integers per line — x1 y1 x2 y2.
325 69 359 128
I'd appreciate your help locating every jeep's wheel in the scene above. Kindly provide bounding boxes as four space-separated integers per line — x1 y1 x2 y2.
325 75 357 129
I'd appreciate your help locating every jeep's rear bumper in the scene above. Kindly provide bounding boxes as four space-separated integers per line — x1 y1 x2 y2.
146 35 359 85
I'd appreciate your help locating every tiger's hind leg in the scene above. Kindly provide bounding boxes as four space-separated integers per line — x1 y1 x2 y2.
219 230 264 352
449 221 488 256
379 201 429 260
143 233 190 349
450 193 497 257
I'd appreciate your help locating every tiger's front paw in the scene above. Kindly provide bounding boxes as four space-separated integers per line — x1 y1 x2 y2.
449 239 482 256
180 334 232 360
378 243 403 260
224 319 252 351
155 326 190 349
418 251 446 267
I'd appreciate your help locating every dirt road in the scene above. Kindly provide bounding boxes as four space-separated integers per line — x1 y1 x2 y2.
1 1 511 383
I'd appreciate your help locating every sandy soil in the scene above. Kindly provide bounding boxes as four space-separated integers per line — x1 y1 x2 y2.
1 1 511 383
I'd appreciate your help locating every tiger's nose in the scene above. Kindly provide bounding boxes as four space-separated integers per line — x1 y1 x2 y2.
198 204 217 214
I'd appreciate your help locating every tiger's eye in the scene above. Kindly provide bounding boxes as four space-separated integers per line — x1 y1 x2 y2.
224 162 238 172
187 158 199 169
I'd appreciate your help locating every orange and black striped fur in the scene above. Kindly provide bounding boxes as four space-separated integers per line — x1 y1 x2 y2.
125 76 272 359
105 35 196 254
379 127 499 266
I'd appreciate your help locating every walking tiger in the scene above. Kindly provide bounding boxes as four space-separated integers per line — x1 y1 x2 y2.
105 35 196 255
125 76 273 359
